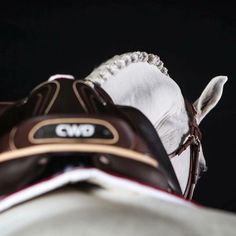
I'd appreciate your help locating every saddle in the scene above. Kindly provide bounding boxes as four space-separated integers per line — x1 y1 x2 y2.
0 76 182 209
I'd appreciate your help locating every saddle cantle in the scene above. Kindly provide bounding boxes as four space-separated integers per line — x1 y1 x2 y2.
0 75 181 203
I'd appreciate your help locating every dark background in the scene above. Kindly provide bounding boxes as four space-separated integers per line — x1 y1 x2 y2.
0 1 235 212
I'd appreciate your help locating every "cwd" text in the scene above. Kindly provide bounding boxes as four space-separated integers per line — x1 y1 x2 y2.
55 124 95 137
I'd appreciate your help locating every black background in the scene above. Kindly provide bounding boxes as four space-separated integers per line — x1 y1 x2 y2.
0 1 235 212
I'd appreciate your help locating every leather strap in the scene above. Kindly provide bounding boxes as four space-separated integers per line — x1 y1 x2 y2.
174 100 202 199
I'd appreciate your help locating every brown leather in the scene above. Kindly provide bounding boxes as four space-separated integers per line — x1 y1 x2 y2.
173 99 202 199
0 79 182 196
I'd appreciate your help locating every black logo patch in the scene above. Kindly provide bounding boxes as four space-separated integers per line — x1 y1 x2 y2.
33 123 114 140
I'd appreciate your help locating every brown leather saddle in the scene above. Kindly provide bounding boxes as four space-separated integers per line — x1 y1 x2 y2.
0 77 182 198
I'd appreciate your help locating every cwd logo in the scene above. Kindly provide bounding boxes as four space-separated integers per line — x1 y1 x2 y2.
55 124 95 138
